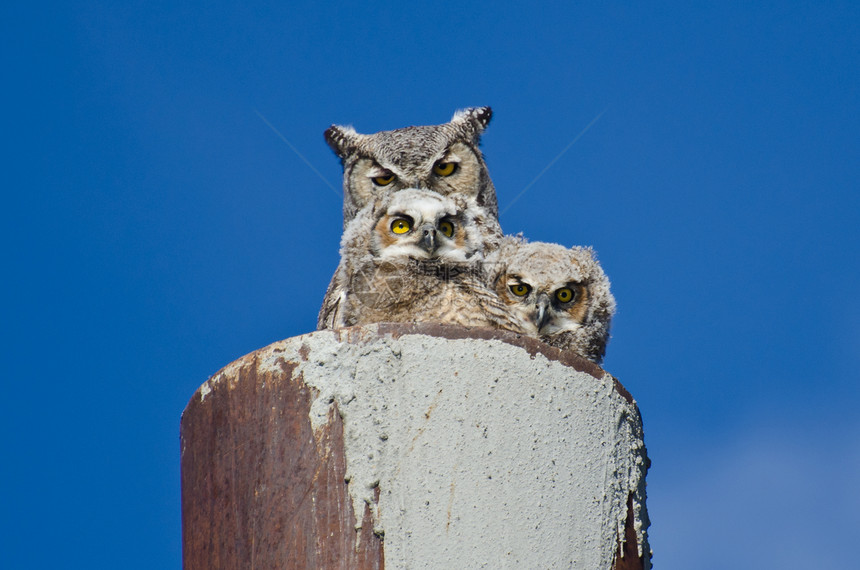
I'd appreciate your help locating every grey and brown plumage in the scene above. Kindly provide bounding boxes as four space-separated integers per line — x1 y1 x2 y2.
486 236 616 363
324 107 499 227
317 188 510 330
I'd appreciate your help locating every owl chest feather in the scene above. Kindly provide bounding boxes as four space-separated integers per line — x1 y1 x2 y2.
340 258 492 327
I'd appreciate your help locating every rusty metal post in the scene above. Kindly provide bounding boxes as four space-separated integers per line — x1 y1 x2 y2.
181 324 651 569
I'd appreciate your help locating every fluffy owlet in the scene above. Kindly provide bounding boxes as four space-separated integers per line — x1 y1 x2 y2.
317 188 511 330
486 236 616 363
324 107 499 227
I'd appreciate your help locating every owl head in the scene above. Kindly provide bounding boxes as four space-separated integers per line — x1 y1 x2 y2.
325 107 497 226
491 237 616 362
355 188 485 262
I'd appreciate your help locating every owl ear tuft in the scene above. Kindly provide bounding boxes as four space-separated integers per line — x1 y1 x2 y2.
450 106 493 142
324 125 361 159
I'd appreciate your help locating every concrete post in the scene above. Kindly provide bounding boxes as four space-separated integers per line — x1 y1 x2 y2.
181 323 651 569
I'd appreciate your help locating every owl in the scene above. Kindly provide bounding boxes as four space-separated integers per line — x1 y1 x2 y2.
317 188 510 330
486 236 616 363
324 107 499 228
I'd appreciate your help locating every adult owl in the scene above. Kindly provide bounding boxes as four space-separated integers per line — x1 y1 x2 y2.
317 188 512 331
324 107 498 227
486 236 616 363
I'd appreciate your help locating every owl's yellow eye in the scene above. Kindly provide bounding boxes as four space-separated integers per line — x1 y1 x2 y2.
433 161 457 176
556 287 575 303
510 283 531 297
372 174 396 186
438 220 455 237
390 218 411 234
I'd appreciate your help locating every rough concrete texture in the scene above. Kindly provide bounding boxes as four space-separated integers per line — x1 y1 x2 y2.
196 324 650 568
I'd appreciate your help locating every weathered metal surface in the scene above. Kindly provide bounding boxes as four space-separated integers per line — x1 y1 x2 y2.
181 323 650 568
180 357 383 569
615 494 646 570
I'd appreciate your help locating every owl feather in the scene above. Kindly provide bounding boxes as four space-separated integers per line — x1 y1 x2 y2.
324 107 498 226
318 188 504 330
485 235 616 363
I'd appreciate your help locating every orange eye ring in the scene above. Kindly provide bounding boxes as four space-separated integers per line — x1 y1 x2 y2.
510 284 530 297
439 220 455 237
433 161 457 176
372 173 395 186
391 218 411 234
556 287 575 303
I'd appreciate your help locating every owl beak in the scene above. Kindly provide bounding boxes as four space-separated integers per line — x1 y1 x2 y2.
533 294 551 331
419 224 437 254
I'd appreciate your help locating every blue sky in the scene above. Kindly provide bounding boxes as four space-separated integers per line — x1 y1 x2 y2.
3 2 858 567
